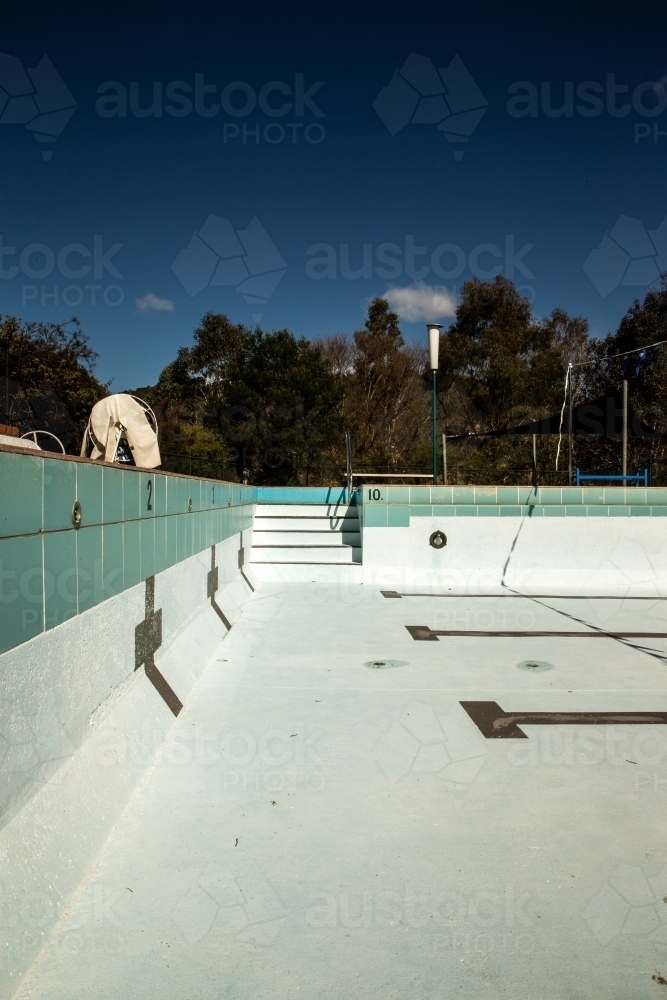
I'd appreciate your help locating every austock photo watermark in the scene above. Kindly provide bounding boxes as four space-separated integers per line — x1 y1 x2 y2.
374 51 667 156
0 234 125 308
95 72 326 146
305 880 539 957
98 719 327 796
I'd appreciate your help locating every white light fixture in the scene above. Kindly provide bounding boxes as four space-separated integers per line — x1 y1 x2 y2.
427 323 442 371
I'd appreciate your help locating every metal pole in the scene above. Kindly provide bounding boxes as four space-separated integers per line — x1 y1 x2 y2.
442 432 447 486
3 338 9 421
622 379 628 477
432 370 438 484
532 433 537 489
568 367 573 485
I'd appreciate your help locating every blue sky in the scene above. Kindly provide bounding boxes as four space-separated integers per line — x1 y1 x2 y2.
0 0 666 389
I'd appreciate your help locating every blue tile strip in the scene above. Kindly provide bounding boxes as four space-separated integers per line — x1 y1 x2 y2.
0 449 255 656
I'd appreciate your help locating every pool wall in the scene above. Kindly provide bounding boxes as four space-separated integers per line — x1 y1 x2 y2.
0 445 256 998
358 485 667 592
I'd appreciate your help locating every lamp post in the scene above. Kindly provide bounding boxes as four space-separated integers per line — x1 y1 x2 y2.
427 324 442 485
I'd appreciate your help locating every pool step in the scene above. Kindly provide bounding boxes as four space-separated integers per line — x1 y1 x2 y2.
250 503 361 566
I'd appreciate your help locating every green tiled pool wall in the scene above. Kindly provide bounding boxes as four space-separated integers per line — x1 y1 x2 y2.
359 484 667 525
0 451 256 655
257 487 358 505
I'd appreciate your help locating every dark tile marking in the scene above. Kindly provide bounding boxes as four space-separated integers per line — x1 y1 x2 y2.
209 546 232 630
460 700 667 739
406 625 667 640
135 576 183 717
385 592 667 600
238 532 255 591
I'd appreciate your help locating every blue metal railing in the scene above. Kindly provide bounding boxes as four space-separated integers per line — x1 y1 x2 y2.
575 468 649 487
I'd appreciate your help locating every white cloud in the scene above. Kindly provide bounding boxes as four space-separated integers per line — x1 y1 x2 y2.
384 282 456 323
136 293 175 313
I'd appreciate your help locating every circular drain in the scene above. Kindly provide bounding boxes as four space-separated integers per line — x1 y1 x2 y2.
364 659 409 670
517 659 554 672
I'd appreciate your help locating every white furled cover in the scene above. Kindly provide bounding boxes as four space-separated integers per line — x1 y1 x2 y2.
83 393 161 468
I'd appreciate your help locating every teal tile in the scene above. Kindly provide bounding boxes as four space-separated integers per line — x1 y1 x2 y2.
189 480 201 512
0 534 43 653
141 473 155 518
76 462 103 526
651 507 667 517
387 506 410 527
176 512 187 560
387 486 409 503
583 487 605 505
432 504 456 515
102 523 123 598
630 506 650 517
518 488 537 505
496 488 518 504
609 506 630 517
648 489 667 506
102 467 123 524
604 488 627 505
410 505 432 517
123 521 140 588
431 487 453 503
44 530 77 629
192 511 202 554
452 487 474 505
123 470 141 521
474 487 498 504
154 516 167 573
565 505 587 516
538 488 562 505
561 488 584 505
43 457 76 532
364 506 387 527
0 452 42 537
455 505 478 516
140 518 155 579
153 472 167 517
166 475 179 515
499 506 522 516
628 488 647 505
409 486 432 504
585 506 609 516
477 505 499 516
202 480 213 509
544 506 566 516
76 525 103 613
166 516 177 567
526 505 543 516
184 514 194 558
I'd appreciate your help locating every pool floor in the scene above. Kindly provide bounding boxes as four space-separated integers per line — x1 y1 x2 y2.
15 584 667 999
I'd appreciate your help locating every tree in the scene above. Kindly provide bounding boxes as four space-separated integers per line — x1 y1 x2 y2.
0 315 108 451
150 315 343 484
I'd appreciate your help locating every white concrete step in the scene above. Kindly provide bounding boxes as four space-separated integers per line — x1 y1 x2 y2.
254 515 359 531
253 529 360 546
257 503 358 519
250 545 361 564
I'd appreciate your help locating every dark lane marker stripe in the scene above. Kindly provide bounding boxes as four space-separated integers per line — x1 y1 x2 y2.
461 700 667 739
406 625 667 641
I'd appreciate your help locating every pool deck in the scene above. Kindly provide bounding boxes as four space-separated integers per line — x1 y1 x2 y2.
15 583 667 999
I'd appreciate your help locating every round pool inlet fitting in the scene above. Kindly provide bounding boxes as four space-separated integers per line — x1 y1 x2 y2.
71 500 82 528
429 530 447 549
364 659 409 670
517 659 554 672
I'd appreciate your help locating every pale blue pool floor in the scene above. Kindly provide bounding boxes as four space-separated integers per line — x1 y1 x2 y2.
15 584 667 999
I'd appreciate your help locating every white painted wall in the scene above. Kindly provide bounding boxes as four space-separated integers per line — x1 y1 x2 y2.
361 516 667 594
0 527 256 1000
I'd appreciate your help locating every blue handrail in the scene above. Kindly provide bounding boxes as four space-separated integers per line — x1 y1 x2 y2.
575 468 649 486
